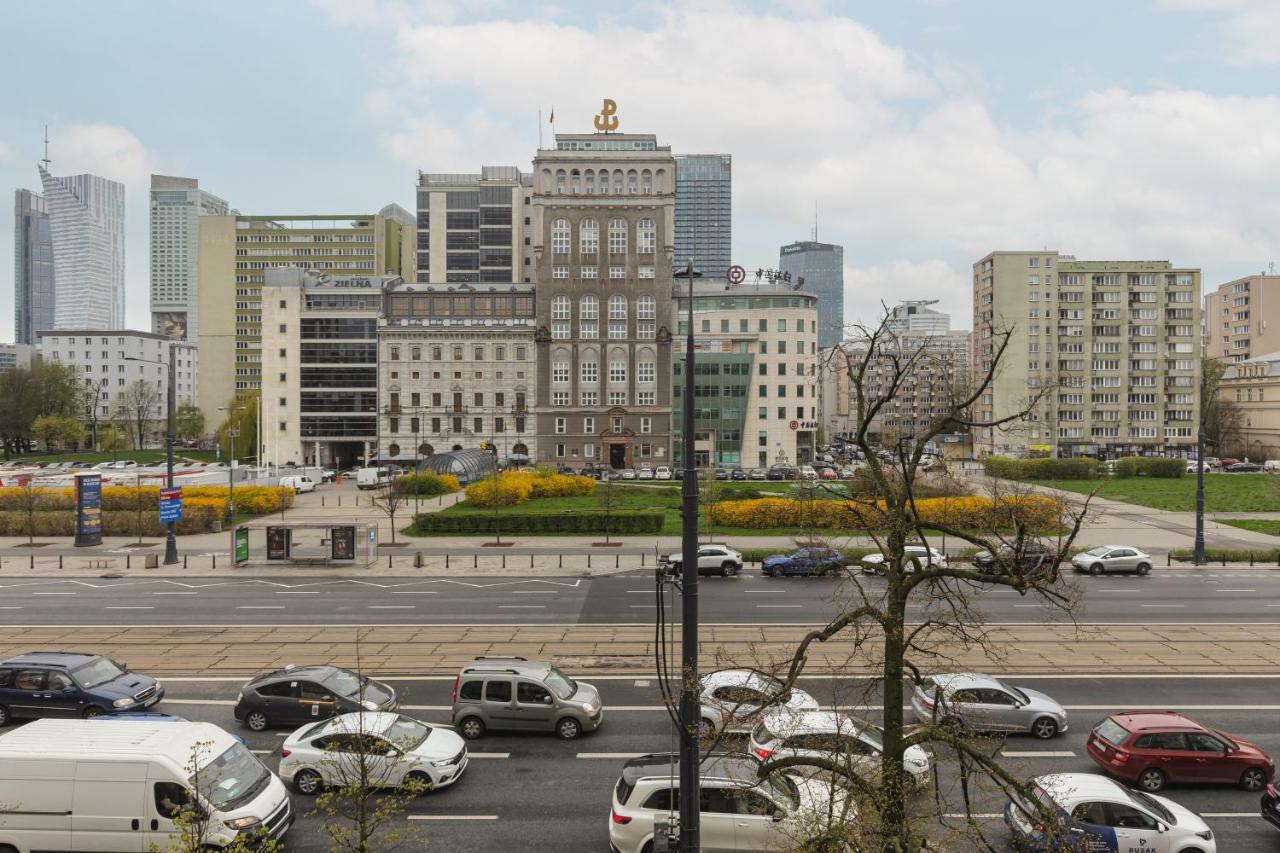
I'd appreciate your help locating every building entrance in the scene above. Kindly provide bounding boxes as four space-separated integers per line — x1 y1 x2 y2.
609 443 627 469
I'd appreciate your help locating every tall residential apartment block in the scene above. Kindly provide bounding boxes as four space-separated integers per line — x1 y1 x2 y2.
414 167 532 284
673 154 731 278
532 131 675 469
37 330 197 423
13 188 53 345
195 208 415 426
1203 274 1280 363
972 252 1200 459
38 166 126 331
779 240 844 349
149 174 229 341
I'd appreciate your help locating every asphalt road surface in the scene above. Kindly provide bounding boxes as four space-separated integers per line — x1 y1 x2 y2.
1 568 1278 625
18 676 1275 852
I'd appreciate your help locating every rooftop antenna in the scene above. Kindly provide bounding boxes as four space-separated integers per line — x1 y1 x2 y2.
40 124 51 171
812 201 818 241
1269 262 1275 276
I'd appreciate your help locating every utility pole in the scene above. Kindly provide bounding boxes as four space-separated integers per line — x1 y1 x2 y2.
674 260 701 851
1194 420 1206 565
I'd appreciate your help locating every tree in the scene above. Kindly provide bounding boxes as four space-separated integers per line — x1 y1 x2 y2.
372 480 410 545
0 361 82 457
174 403 206 443
97 425 127 454
15 478 41 546
1201 356 1243 455
696 311 1093 851
151 739 282 853
217 394 259 464
115 380 164 450
31 414 84 452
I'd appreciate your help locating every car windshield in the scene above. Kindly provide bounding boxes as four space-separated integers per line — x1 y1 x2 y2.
545 667 577 700
384 715 432 749
857 724 884 751
757 772 800 810
1083 546 1111 557
193 743 269 811
321 668 365 697
71 658 126 689
998 682 1030 704
1212 729 1239 750
1126 789 1175 824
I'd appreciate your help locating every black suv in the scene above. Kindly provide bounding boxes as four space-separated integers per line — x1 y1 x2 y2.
0 651 163 725
233 664 397 731
971 542 1058 576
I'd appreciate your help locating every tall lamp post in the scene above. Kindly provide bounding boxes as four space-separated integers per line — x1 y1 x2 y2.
219 404 245 557
1194 419 1206 566
126 347 178 565
673 260 701 851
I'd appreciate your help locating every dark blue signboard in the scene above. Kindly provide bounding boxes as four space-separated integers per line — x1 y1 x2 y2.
159 486 183 524
75 473 103 547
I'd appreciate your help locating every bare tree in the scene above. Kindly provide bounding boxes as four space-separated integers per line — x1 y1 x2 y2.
115 380 164 450
371 479 411 545
1201 356 1243 455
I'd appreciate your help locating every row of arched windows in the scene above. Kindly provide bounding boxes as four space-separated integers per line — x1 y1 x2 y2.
551 294 656 320
545 167 667 195
551 218 654 256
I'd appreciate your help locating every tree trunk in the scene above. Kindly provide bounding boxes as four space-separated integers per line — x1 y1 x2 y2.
880 536 910 850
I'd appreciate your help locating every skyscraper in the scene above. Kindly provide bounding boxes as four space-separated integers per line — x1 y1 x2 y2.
13 188 53 345
149 174 229 341
674 154 731 278
779 240 844 348
38 166 125 331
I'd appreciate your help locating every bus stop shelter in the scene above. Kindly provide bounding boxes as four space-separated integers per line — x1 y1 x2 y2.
233 522 378 568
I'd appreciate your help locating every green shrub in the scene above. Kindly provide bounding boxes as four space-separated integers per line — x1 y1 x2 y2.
393 473 461 497
1113 457 1139 478
1169 547 1280 564
0 505 222 536
1137 457 1185 478
409 510 662 535
983 456 1098 481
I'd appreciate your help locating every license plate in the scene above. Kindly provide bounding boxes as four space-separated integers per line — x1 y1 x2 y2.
144 696 160 708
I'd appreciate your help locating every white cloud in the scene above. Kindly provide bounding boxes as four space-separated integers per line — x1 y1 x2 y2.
0 140 13 165
844 260 969 333
53 123 155 188
1159 0 1280 65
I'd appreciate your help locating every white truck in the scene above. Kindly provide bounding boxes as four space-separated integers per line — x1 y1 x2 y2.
0 718 293 851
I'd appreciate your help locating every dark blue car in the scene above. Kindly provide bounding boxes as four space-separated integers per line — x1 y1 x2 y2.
0 651 164 726
761 547 846 577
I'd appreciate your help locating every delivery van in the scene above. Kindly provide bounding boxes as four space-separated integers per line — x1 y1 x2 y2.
0 718 293 851
355 467 389 490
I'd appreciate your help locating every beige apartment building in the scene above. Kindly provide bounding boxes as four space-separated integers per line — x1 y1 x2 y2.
1203 274 1280 363
196 209 414 427
972 252 1200 458
1219 351 1280 461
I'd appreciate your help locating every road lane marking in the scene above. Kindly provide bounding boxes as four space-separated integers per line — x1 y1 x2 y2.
32 592 75 595
756 604 802 608
1140 604 1184 608
579 752 646 759
511 590 557 595
236 606 284 609
468 753 509 759
275 591 319 595
629 604 657 608
634 680 650 687
626 590 651 594
106 606 153 610
369 605 415 609
1001 751 1075 758
408 815 498 821
1217 589 1257 593
152 592 197 595
497 605 545 609
743 590 786 594
392 591 438 595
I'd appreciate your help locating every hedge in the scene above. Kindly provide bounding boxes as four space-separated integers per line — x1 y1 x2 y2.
983 456 1099 481
393 473 461 497
464 471 595 507
0 503 223 536
708 495 1064 532
1169 547 1280 564
1114 456 1185 479
410 510 662 535
0 485 294 515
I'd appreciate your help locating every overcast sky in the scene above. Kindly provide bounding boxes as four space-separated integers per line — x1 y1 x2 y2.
3 0 1280 340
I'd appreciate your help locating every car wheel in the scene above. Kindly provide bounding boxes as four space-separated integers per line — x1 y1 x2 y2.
1090 563 1105 576
0 705 9 727
404 770 434 795
1030 717 1058 740
293 769 323 796
458 716 486 740
244 711 269 732
698 719 715 740
721 562 738 577
1240 767 1268 792
82 706 105 720
1137 767 1166 792
1135 563 1151 576
556 717 582 740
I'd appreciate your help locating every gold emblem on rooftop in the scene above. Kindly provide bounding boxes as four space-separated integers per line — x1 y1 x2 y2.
594 99 619 132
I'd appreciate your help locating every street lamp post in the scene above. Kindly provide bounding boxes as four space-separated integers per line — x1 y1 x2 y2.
126 349 179 565
1194 420 1206 566
673 260 701 851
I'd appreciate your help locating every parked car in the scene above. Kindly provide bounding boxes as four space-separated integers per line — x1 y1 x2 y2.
697 669 819 736
1005 772 1217 853
761 547 846 577
0 652 164 725
1218 457 1240 468
671 467 684 481
1226 461 1262 472
280 711 468 795
818 467 839 480
713 468 730 481
234 664 397 731
839 466 857 478
620 468 637 480
730 467 747 481
1071 545 1154 576
1265 460 1280 473
1263 782 1280 832
654 465 672 480
912 672 1066 739
1204 456 1221 469
1087 710 1274 793
861 545 948 575
451 656 602 740
767 463 797 480
1187 460 1211 474
279 475 315 494
971 542 1058 576
355 467 389 490
798 465 818 480
748 467 767 480
662 544 743 577
636 466 654 480
609 753 854 853
750 709 932 786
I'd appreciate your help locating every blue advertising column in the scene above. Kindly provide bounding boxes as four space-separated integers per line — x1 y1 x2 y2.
74 472 103 547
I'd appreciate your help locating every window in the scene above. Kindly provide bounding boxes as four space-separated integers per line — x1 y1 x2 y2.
517 682 551 704
551 218 570 254
555 443 566 458
552 391 569 406
610 361 627 383
637 218 655 254
609 265 626 279
637 295 656 320
637 265 655 279
581 361 598 383
459 680 482 701
552 264 569 279
609 390 627 405
552 362 570 383
609 295 627 320
579 219 598 254
608 218 627 254
638 361 655 383
154 781 191 820
552 295 570 320
580 390 598 406
555 417 566 434
581 265 597 279
636 390 655 405
581 295 599 320
584 416 595 433
485 681 512 703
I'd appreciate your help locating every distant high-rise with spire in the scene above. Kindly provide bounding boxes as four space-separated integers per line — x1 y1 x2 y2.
38 165 126 331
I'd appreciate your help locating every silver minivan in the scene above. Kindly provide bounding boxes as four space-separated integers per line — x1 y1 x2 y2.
451 656 603 740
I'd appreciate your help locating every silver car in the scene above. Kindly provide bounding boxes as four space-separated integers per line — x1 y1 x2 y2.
451 656 602 740
861 545 948 575
661 544 743 577
698 669 819 736
1071 545 1153 576
749 709 932 786
911 673 1067 739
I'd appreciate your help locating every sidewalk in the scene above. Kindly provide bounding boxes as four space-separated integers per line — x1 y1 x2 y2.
1 623 1273 676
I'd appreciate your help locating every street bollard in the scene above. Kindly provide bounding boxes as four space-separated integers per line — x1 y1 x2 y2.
474 555 478 569
321 497 325 508
414 552 424 568
126 555 130 569
30 555 34 570
446 554 450 569
502 555 506 570
588 554 592 570
558 554 562 569
530 554 534 569
1251 552 1255 567
183 556 187 569
615 554 619 569
59 556 63 569
389 555 393 568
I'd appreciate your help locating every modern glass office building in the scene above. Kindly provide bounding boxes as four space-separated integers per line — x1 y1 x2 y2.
149 174 229 341
779 240 844 349
38 166 126 331
674 154 731 278
13 189 52 345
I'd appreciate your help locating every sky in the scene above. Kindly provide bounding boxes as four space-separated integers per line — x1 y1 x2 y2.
3 0 1280 341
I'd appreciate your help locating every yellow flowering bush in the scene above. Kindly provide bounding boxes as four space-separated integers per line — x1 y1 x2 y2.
708 495 1064 532
464 471 595 507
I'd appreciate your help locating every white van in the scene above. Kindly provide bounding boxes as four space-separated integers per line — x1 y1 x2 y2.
278 475 315 494
355 467 389 490
0 719 293 852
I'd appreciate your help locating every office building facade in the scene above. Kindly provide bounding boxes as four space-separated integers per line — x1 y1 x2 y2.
531 131 675 469
38 166 126 331
149 174 229 341
972 251 1200 459
414 167 532 284
1203 274 1280 363
0 343 34 374
779 240 844 349
13 189 53 345
673 154 731 278
1219 351 1280 461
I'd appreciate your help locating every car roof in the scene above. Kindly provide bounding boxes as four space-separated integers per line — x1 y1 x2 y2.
253 664 342 683
1105 711 1203 733
622 752 761 787
2 651 103 668
702 669 781 690
761 709 868 737
460 656 551 677
1034 772 1133 805
310 711 402 737
929 672 1001 693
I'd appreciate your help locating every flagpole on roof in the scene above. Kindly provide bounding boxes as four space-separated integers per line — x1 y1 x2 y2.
538 106 543 150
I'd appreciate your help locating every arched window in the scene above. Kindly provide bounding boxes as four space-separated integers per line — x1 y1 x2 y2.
552 295 570 320
654 168 667 192
580 218 599 255
551 218 570 255
637 295 656 320
580 295 599 319
612 169 624 189
555 169 567 193
388 443 401 458
637 218 655 255
609 294 627 320
598 171 609 193
627 170 638 193
570 169 581 193
585 170 595 193
419 443 434 457
641 169 652 193
608 219 627 254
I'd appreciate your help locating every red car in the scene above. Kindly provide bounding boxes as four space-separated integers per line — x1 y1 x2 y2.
1087 710 1274 793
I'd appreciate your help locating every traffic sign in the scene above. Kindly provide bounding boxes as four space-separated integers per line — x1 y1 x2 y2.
158 486 183 524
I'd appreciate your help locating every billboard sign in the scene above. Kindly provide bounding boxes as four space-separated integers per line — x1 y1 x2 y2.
74 473 103 547
158 487 183 524
234 527 250 565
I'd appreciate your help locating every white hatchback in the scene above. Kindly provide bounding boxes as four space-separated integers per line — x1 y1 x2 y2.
279 712 468 795
697 670 819 736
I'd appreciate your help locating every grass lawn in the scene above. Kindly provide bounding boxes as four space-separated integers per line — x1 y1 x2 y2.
1219 519 1280 536
1028 474 1280 513
5 449 221 466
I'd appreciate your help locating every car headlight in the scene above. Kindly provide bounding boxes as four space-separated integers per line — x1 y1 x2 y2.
361 700 379 711
584 703 598 715
113 697 133 708
429 759 453 767
1195 829 1213 841
225 816 262 830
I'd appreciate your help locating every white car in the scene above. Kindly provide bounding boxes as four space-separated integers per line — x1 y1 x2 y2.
654 465 672 480
1005 772 1215 853
636 466 654 480
661 544 743 577
861 545 948 575
798 465 818 480
750 709 932 787
1071 545 1153 576
697 669 819 736
279 712 468 796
